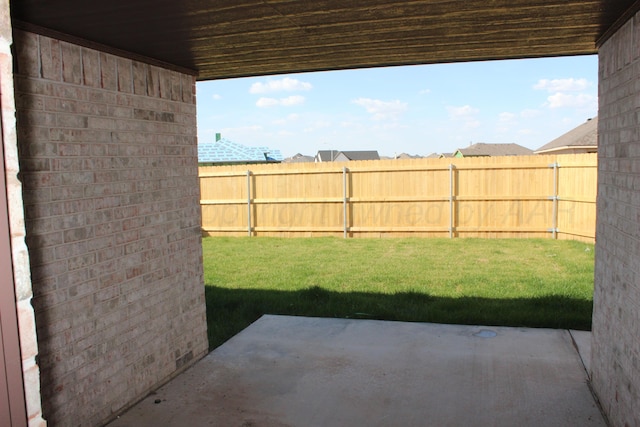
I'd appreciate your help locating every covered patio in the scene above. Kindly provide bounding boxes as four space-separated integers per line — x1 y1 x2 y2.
2 1 639 426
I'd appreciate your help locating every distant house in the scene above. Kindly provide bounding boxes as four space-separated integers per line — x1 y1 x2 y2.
535 117 598 155
453 143 533 158
315 150 380 162
198 134 283 165
315 150 338 162
396 153 423 159
283 153 315 163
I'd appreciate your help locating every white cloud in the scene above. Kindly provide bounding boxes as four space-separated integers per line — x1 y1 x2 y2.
212 94 222 100
280 95 305 106
446 105 479 118
520 109 541 118
372 122 405 131
533 78 590 92
221 125 263 133
304 120 331 133
446 105 480 130
352 98 408 120
533 78 596 110
340 120 366 130
547 92 595 109
419 89 431 95
256 95 305 108
250 77 313 94
499 112 516 122
256 98 279 108
463 120 481 129
272 113 300 125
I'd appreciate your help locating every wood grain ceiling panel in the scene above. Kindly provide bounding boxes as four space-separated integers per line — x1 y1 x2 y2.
10 0 638 80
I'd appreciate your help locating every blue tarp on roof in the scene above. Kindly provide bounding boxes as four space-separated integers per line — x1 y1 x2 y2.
198 138 284 163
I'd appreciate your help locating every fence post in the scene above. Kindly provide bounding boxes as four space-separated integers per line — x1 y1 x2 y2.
247 170 252 236
549 162 558 239
449 164 455 238
343 167 349 238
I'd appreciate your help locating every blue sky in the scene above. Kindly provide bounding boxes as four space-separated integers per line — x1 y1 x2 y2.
196 55 598 158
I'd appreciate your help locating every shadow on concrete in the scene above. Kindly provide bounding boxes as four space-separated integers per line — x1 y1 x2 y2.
205 285 592 350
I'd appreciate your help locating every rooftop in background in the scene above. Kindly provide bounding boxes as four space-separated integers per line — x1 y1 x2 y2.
454 143 534 158
316 150 380 162
535 117 598 155
396 153 425 160
11 1 636 81
198 137 283 165
283 153 315 163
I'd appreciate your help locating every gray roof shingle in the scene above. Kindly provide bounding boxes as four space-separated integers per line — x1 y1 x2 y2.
455 143 533 157
339 151 380 161
535 117 598 154
283 153 315 163
316 150 380 161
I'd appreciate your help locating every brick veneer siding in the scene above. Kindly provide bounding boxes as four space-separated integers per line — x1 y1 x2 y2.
13 30 208 426
2 2 46 424
592 11 640 427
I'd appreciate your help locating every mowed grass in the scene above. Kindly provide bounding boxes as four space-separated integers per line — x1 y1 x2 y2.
203 237 595 350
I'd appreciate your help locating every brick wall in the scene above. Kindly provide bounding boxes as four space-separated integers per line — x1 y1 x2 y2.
592 10 640 427
1 1 45 424
13 30 208 426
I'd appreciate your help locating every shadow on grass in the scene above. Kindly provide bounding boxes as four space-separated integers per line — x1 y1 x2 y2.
204 285 593 350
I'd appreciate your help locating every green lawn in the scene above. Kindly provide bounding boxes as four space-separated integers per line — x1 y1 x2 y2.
203 237 595 350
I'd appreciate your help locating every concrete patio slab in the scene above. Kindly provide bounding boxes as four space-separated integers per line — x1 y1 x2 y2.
108 315 604 427
569 329 592 375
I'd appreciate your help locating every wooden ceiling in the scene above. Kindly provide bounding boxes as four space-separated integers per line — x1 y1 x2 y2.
10 0 638 81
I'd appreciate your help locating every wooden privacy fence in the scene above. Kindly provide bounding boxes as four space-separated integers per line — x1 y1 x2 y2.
199 153 597 242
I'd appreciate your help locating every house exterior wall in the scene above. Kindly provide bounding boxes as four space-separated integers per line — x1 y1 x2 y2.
13 30 208 426
1 1 46 425
592 11 640 427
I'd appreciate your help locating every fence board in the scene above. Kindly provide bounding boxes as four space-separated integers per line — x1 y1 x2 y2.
199 153 597 242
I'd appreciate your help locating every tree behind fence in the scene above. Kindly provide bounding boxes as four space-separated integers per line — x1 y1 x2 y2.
199 153 596 242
